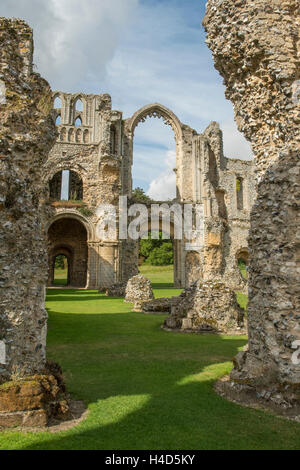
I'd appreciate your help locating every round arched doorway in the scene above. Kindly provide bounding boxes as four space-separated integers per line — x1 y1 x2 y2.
48 217 88 287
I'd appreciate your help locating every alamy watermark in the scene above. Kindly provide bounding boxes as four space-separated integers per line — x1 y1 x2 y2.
0 80 6 105
96 196 204 248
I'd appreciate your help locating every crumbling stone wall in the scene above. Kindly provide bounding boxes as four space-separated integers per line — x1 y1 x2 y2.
204 0 300 414
165 281 245 334
0 19 56 381
46 94 255 291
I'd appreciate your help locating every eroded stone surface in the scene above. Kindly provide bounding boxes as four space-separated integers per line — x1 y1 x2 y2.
164 281 245 334
204 0 300 413
0 362 70 428
141 297 180 314
105 282 126 298
0 18 56 381
125 275 154 311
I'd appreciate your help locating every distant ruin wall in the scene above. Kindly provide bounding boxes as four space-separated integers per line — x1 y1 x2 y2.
204 0 300 410
0 19 56 381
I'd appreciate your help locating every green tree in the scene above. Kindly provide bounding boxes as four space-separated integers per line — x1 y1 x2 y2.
55 255 65 269
132 187 153 204
140 232 173 266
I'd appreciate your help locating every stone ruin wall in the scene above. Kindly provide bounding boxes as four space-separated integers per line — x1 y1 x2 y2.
45 96 255 291
0 19 56 381
204 0 300 411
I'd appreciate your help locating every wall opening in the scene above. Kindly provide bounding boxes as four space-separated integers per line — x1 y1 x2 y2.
48 218 88 288
49 170 83 201
54 96 62 109
75 117 82 127
236 248 249 280
53 254 69 286
236 177 244 211
75 98 83 112
132 117 176 202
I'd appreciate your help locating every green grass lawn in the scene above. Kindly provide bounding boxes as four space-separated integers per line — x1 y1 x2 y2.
53 268 68 286
1 267 299 450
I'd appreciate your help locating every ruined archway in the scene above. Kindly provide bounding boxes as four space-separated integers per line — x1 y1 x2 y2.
48 217 88 287
125 103 184 200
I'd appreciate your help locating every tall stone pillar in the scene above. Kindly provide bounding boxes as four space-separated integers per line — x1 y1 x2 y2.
0 19 56 381
203 1 300 416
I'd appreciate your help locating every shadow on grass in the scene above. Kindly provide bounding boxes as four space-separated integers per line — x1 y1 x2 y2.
8 289 298 450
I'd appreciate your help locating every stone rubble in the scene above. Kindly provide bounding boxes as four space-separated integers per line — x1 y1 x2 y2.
164 281 245 334
105 282 126 298
124 275 154 311
141 297 181 314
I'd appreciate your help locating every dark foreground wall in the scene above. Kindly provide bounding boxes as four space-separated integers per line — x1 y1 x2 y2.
0 18 56 381
204 0 300 412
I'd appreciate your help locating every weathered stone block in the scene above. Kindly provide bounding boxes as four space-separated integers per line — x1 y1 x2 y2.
165 280 245 334
125 275 154 312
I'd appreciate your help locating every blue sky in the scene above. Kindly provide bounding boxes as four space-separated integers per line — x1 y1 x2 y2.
1 0 253 199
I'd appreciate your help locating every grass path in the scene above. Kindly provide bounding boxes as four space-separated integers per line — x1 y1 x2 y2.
1 268 299 450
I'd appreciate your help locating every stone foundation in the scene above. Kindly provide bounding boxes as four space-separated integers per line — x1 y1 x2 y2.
0 362 70 428
164 281 245 334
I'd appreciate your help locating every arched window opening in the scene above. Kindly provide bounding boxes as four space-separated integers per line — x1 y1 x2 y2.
49 171 63 200
110 125 117 154
133 117 176 202
53 255 69 286
48 219 88 288
55 115 61 126
69 170 83 201
75 98 83 112
236 177 244 210
49 170 83 202
75 117 82 128
54 96 62 109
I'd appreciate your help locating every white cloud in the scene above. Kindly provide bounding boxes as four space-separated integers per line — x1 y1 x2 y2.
1 0 253 197
147 150 176 201
0 0 138 91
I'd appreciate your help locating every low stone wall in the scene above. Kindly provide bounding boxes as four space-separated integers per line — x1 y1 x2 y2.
105 283 127 297
141 297 181 314
164 281 245 334
0 362 69 428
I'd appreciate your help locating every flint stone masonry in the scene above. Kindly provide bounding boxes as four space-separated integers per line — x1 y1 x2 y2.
125 275 154 311
0 18 56 382
105 282 126 298
204 0 300 415
0 369 69 428
141 297 180 314
164 281 245 334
